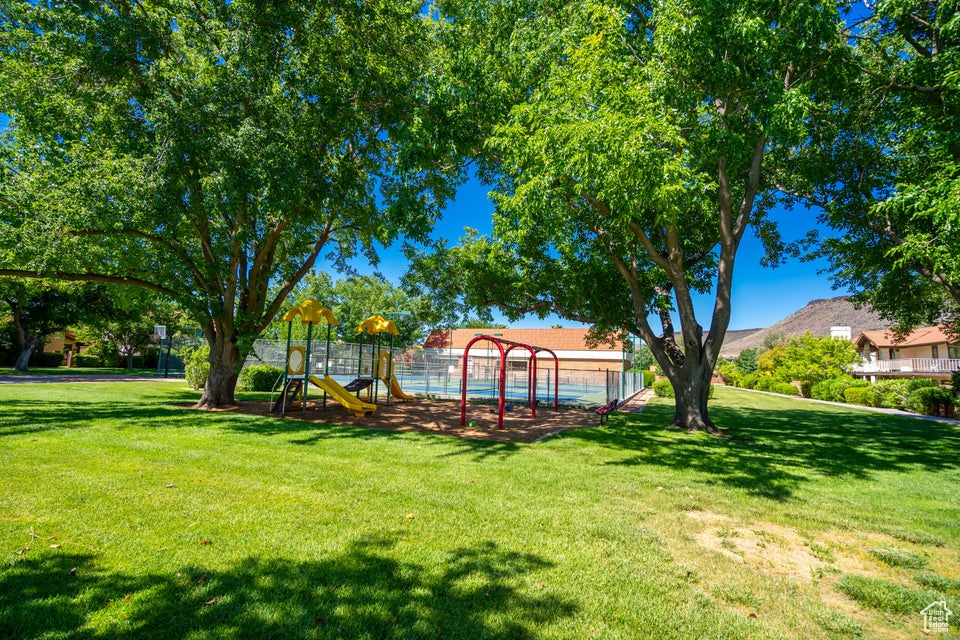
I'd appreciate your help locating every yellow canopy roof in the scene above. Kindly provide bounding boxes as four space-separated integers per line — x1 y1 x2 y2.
280 299 338 325
356 314 398 335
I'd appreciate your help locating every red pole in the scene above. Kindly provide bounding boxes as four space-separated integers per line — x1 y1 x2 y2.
496 344 506 429
527 355 533 405
460 339 473 426
531 353 538 420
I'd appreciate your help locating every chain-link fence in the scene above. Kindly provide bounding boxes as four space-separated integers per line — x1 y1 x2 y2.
155 336 206 378
243 341 644 407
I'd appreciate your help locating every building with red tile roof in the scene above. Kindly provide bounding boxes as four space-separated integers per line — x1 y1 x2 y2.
851 325 959 381
423 327 631 372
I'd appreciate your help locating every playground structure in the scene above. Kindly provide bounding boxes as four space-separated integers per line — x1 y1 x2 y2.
461 334 560 429
271 302 413 417
355 314 415 404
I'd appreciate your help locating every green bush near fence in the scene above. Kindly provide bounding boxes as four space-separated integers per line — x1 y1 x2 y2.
238 365 285 392
652 380 673 397
642 370 655 387
182 346 210 390
844 386 877 407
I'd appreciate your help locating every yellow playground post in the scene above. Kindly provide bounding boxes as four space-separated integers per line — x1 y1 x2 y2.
271 300 376 417
356 314 414 403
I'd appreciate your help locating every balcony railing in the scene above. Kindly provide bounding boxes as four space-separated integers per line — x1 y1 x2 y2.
851 358 960 375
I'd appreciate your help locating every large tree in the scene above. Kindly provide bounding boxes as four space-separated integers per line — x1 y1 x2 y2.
0 0 462 406
411 0 845 432
0 280 112 371
785 1 960 334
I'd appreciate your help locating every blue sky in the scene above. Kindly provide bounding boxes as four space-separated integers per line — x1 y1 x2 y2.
358 175 846 332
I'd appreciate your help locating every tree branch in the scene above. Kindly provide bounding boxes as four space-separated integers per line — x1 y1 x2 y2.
0 269 179 298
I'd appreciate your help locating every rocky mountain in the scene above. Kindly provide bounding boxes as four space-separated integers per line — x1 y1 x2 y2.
719 296 890 357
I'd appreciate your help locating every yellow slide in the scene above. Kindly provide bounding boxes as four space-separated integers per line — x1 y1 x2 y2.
308 375 377 417
386 375 414 401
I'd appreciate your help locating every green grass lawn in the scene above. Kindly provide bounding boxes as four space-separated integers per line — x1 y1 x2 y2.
1 383 957 639
1 367 159 376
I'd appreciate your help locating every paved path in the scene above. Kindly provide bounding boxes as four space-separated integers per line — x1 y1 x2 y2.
0 374 183 385
619 388 654 413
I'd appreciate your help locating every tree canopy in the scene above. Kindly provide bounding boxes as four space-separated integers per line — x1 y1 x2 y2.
0 0 464 405
265 272 449 348
0 280 114 370
786 0 960 335
411 0 846 431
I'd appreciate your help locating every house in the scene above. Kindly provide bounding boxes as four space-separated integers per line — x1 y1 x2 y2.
422 328 630 374
42 331 87 366
851 326 960 382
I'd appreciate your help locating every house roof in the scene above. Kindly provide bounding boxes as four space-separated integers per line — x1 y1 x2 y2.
854 325 956 349
423 328 624 352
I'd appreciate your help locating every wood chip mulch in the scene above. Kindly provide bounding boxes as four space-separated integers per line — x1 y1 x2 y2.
212 398 599 443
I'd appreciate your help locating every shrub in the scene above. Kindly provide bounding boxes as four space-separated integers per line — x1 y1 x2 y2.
642 370 655 388
739 373 757 389
905 386 955 416
652 380 674 398
238 365 285 392
952 369 960 394
651 380 712 399
799 380 812 398
183 346 210 390
771 382 800 396
844 386 877 407
753 376 776 392
36 351 64 367
872 379 912 410
73 354 101 368
810 377 867 403
714 360 740 386
905 378 937 392
134 348 160 370
82 342 117 368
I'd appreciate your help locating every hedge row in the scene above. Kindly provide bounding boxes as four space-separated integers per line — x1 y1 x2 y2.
814 376 955 417
652 380 715 399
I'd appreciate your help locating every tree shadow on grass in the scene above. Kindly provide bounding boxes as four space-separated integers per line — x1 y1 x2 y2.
0 398 204 437
224 408 530 462
0 535 576 640
571 399 960 501
238 417 526 463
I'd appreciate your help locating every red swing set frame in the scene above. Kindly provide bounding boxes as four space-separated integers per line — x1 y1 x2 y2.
460 334 560 429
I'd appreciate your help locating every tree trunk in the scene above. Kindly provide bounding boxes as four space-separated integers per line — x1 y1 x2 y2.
125 349 134 370
195 337 243 408
13 337 41 372
666 357 720 434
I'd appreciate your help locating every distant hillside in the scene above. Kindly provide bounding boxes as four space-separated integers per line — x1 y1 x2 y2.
720 296 890 357
721 328 763 346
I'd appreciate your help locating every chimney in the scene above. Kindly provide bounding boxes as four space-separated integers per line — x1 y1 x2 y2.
830 325 852 341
